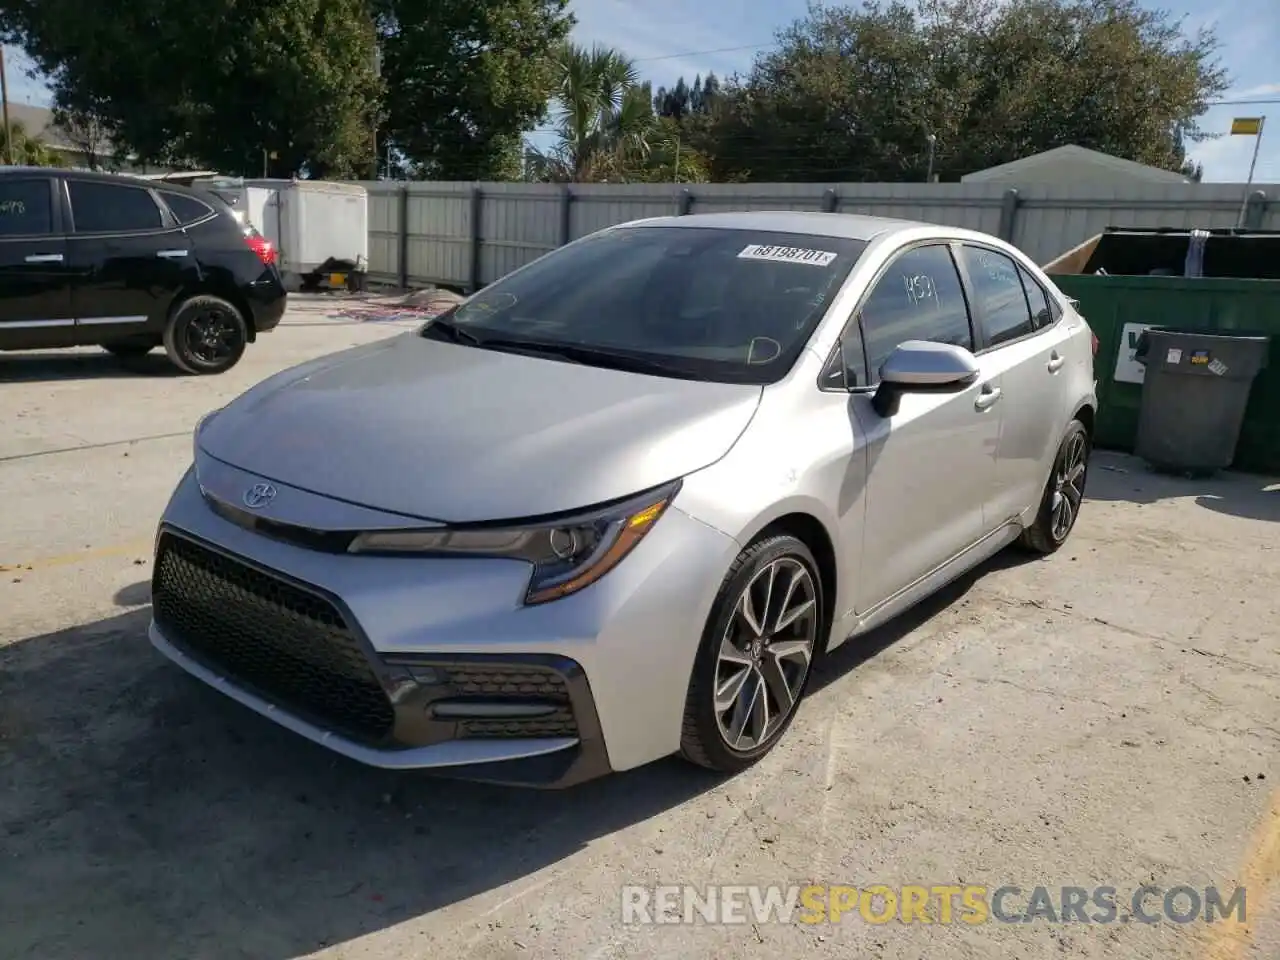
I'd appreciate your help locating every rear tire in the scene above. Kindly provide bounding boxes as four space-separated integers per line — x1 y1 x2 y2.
680 534 824 773
163 295 248 375
1019 419 1090 554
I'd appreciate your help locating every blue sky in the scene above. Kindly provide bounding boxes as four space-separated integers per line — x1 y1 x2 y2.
4 0 1277 182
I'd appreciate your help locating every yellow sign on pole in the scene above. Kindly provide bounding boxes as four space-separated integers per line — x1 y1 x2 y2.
1231 117 1262 136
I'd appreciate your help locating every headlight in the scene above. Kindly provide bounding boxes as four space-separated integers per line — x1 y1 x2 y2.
346 481 680 605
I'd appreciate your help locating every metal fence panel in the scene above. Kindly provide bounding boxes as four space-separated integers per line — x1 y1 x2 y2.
361 180 1279 290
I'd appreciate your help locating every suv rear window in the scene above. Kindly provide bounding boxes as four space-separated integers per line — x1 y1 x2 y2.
68 180 163 233
430 225 868 384
161 191 214 225
0 178 53 236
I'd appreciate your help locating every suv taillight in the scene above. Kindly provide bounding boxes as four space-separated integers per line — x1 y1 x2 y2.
244 231 276 266
1091 331 1099 356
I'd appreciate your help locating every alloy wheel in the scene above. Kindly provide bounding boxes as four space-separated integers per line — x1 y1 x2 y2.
185 307 241 366
713 557 818 752
1050 431 1089 541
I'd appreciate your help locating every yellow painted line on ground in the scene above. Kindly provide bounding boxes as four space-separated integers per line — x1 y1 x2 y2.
0 538 154 574
1203 787 1280 960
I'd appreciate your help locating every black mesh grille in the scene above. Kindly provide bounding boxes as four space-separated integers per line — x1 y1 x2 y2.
152 533 395 743
443 664 578 739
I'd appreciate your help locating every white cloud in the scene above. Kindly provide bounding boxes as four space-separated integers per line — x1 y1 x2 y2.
1187 128 1279 184
1228 82 1280 98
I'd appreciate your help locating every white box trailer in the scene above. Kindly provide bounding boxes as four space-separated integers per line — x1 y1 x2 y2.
190 177 368 291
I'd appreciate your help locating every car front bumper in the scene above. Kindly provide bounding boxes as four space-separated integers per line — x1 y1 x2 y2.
149 463 738 787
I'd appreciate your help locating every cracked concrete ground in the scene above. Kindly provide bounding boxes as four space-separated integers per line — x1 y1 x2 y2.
1 296 1277 959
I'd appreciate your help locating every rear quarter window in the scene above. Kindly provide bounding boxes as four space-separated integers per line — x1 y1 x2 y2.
161 191 214 225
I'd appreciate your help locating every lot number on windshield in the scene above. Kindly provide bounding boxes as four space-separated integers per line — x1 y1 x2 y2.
738 244 838 267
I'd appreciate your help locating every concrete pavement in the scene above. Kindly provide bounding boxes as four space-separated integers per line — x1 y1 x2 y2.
1 295 1277 960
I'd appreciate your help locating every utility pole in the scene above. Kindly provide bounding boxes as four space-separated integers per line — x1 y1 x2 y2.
1 46 13 166
925 133 937 183
372 42 382 180
1235 115 1266 229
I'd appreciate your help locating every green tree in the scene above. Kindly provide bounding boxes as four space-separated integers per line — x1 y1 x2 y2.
525 42 660 182
653 72 721 121
51 106 110 170
373 0 572 180
0 119 64 166
701 0 1227 182
1 0 383 177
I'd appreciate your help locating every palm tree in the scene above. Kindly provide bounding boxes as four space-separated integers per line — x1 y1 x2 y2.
526 43 656 182
0 120 66 167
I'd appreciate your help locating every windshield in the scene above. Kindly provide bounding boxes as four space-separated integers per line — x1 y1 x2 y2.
423 225 867 384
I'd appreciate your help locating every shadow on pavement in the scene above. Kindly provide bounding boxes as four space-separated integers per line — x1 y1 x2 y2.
1087 450 1280 523
0 351 179 382
0 531 1035 956
811 546 1031 692
114 580 152 607
0 608 721 958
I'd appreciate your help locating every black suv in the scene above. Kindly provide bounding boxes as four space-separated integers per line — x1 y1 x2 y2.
0 168 287 374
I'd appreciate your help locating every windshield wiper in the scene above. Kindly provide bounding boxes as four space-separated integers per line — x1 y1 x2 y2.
423 323 711 379
422 317 483 345
475 337 709 379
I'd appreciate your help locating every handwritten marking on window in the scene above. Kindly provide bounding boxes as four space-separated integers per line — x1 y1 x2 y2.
0 200 27 217
903 272 941 310
974 251 1017 285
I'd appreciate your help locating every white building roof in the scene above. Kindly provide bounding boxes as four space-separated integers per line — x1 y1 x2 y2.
961 144 1189 184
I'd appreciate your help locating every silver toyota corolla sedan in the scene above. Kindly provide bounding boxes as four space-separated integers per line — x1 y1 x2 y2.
151 211 1098 787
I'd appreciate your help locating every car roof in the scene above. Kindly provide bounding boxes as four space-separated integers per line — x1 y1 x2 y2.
619 210 934 242
0 165 207 197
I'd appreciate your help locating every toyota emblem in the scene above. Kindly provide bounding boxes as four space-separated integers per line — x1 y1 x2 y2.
242 482 277 509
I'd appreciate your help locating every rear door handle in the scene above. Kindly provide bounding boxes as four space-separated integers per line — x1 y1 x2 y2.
974 385 1002 411
156 249 189 258
1047 352 1065 373
25 253 63 263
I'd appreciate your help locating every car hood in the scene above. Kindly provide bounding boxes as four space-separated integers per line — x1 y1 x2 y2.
197 332 763 523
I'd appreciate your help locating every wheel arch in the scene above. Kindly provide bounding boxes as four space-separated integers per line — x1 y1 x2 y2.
738 508 839 649
1072 400 1096 439
167 280 256 343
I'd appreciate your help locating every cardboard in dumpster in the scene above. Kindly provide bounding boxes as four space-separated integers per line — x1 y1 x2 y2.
1042 227 1280 279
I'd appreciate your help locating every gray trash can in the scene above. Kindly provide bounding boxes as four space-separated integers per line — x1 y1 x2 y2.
1134 328 1271 474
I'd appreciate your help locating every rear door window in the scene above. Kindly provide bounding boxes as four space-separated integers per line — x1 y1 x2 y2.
68 180 164 233
160 191 214 225
1017 263 1055 329
958 246 1035 347
0 178 54 237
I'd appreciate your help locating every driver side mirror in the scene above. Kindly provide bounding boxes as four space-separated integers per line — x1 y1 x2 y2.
871 340 981 418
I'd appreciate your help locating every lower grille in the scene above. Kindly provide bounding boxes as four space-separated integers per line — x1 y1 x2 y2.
440 664 579 739
152 533 395 744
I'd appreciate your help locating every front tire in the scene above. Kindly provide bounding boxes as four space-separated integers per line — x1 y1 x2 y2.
1019 419 1090 554
163 295 248 375
680 534 824 773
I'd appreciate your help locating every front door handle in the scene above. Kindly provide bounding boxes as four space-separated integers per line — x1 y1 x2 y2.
25 253 64 263
1047 352 1065 373
974 385 1002 411
156 249 189 259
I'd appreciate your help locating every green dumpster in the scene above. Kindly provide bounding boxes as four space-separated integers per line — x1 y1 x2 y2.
1044 228 1280 475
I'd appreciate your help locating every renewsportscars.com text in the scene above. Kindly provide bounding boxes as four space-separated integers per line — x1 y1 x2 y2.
620 884 1247 926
